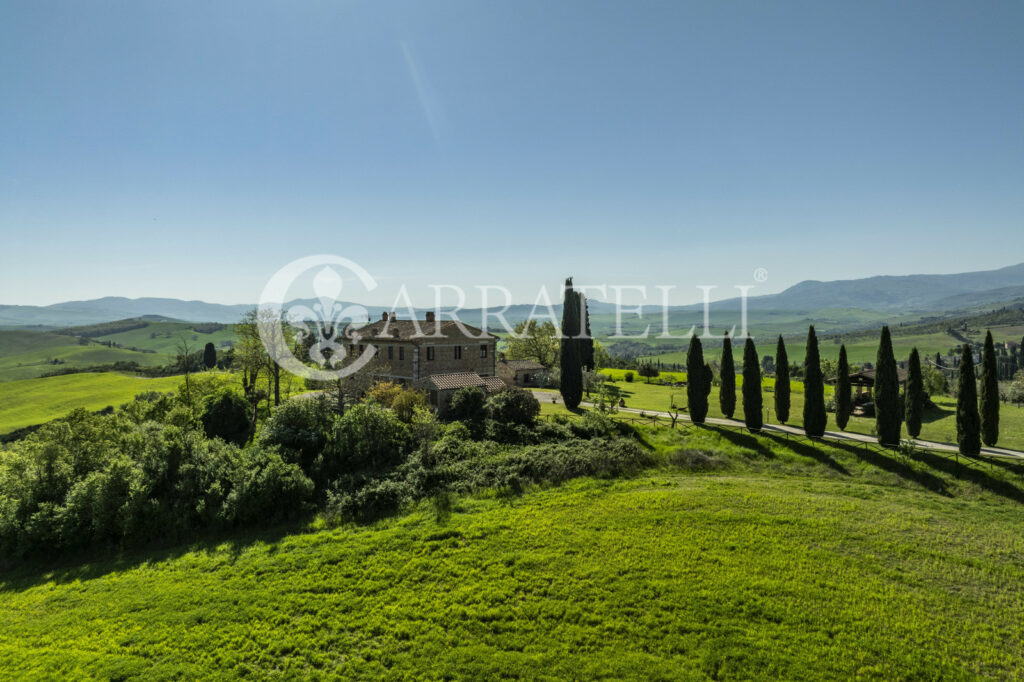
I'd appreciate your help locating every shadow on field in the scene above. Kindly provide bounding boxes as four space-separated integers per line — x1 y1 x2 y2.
0 519 307 593
913 450 1024 506
829 441 952 497
712 427 775 458
765 434 851 476
921 405 955 424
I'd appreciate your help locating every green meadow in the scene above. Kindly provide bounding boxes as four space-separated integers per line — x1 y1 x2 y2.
91 320 237 355
4 422 1024 679
0 373 195 434
0 330 165 382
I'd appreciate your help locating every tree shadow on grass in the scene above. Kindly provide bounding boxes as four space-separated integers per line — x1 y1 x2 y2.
921 405 955 424
765 434 850 476
912 450 1024 506
0 517 309 593
829 441 952 497
710 426 775 458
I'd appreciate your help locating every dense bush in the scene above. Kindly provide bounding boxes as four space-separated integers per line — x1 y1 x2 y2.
260 396 335 482
486 387 540 426
329 403 412 475
449 387 487 425
200 388 251 445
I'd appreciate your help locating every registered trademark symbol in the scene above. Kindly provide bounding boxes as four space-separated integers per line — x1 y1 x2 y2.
753 268 768 283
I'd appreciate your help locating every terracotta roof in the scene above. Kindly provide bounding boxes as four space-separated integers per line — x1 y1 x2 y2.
344 319 496 344
419 372 504 392
499 359 545 371
483 376 507 392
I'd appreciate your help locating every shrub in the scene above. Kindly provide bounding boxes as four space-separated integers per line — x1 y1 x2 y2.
392 389 429 424
326 479 410 523
222 446 314 525
329 403 412 476
449 386 487 425
624 371 635 383
486 387 540 426
259 396 334 480
200 388 251 446
365 381 403 407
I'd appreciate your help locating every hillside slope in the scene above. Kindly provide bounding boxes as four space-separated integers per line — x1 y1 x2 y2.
2 469 1024 679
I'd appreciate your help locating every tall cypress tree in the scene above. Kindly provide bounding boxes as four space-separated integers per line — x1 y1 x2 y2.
719 333 736 419
905 347 924 439
578 293 595 372
203 342 217 370
775 335 790 423
686 335 707 423
742 337 763 431
874 326 901 445
559 277 583 409
835 344 852 431
957 343 981 455
803 326 827 437
980 330 1000 446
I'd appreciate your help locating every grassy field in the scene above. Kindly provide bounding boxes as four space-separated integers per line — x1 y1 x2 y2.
92 320 237 355
4 422 1024 678
0 373 194 434
0 330 166 382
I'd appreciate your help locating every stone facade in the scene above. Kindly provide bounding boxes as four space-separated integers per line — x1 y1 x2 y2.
344 312 498 384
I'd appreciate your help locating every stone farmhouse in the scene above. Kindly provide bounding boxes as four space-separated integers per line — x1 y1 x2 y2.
496 356 546 387
345 311 504 414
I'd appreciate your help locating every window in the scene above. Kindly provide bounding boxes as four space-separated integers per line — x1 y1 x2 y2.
454 346 462 360
427 346 435 361
399 346 405 361
480 344 488 358
388 346 393 360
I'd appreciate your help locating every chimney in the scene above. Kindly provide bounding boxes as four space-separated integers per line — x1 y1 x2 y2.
381 311 389 321
389 311 396 321
425 311 435 323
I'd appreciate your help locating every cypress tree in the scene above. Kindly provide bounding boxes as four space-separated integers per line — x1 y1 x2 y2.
957 343 981 455
686 335 708 423
835 344 851 431
980 330 1000 446
559 277 583 409
203 342 217 370
719 333 736 419
874 325 901 445
905 347 924 439
578 293 595 371
775 335 790 423
803 326 827 437
742 337 763 431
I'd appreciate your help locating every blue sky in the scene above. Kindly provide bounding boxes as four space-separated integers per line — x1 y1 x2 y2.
1 1 1022 307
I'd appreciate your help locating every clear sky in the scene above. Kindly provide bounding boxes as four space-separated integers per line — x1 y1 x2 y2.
1 1 1022 307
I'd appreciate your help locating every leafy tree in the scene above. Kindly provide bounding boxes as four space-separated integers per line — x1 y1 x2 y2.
259 395 335 480
774 336 790 423
874 326 901 445
507 320 559 369
905 347 924 439
449 386 487 425
559 277 583 409
835 345 851 431
803 326 827 437
980 330 1000 447
391 389 429 424
719 333 736 419
923 364 948 396
200 388 253 446
956 343 981 455
203 342 217 370
742 338 762 431
686 335 707 423
330 403 411 473
486 387 541 426
638 363 660 383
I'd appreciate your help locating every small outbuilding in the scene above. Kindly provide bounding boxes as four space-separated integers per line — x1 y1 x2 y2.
416 372 505 416
497 358 547 388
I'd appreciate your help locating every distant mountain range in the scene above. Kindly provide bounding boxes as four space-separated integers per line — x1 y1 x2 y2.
2 263 1022 327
